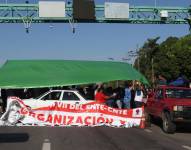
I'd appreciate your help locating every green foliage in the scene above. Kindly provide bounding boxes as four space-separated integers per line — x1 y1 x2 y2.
135 35 191 84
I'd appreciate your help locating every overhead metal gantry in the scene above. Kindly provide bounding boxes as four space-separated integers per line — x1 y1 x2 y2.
0 3 190 32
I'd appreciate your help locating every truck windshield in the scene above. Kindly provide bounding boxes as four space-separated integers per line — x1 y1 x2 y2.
165 88 191 99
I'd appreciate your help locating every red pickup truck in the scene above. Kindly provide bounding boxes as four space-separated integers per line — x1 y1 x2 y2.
145 85 191 133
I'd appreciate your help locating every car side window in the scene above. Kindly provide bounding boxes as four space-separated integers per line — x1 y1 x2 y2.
62 92 80 101
41 92 61 100
155 89 164 100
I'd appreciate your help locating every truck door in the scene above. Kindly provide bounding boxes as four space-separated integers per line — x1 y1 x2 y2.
152 88 164 117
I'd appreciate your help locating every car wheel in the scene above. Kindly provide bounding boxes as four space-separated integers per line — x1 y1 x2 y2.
162 112 176 134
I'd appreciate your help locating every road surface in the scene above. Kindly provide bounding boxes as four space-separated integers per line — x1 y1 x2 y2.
0 123 190 150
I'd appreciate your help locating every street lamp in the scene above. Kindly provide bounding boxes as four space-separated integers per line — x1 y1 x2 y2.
127 46 140 70
121 57 130 62
108 57 115 61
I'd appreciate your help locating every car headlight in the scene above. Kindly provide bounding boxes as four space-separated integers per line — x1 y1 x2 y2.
173 106 183 111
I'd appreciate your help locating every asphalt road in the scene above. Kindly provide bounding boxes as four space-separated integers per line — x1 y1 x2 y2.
0 124 190 150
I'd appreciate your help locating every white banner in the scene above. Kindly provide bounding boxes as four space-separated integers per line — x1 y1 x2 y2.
0 97 144 128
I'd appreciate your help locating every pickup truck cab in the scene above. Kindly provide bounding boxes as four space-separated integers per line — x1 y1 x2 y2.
145 85 191 133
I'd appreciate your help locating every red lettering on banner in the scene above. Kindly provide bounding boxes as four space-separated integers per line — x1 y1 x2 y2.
56 102 63 108
76 116 83 124
100 105 105 111
12 98 142 127
48 103 55 110
75 104 84 111
62 115 66 125
29 111 36 118
97 117 105 124
20 107 29 115
67 116 74 125
112 109 120 114
108 107 113 113
49 102 69 111
69 104 75 109
46 114 53 123
37 114 45 121
120 120 126 125
84 116 91 125
53 102 59 109
123 110 128 115
86 104 96 110
92 116 96 125
54 115 62 124
86 104 102 110
105 118 114 124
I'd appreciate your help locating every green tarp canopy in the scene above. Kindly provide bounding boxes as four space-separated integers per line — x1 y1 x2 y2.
0 60 148 89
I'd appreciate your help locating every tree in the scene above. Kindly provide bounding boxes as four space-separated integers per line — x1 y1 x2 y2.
134 37 160 84
135 35 191 84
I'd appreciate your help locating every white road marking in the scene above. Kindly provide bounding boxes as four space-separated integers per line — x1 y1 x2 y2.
144 129 152 133
182 145 191 150
42 139 51 150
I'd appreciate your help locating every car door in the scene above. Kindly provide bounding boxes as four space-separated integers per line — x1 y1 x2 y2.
33 91 62 108
61 91 84 105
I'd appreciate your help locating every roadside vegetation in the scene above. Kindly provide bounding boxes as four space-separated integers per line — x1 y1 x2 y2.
134 34 191 84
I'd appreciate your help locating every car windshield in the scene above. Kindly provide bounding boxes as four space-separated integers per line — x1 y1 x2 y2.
33 91 50 99
76 91 87 100
165 88 191 99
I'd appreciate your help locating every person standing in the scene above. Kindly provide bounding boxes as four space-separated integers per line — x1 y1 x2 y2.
123 83 132 109
95 87 109 104
105 86 114 107
114 86 124 109
130 87 136 108
95 87 115 105
94 83 102 97
134 85 144 108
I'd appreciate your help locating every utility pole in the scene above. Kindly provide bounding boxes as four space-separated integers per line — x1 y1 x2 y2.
151 58 155 86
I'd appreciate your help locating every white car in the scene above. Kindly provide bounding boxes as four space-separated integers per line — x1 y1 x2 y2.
1 90 94 125
18 90 93 109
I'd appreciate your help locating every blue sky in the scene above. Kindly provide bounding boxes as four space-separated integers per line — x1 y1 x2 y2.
0 0 190 65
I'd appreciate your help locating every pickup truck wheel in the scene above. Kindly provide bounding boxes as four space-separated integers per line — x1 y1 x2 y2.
162 112 176 134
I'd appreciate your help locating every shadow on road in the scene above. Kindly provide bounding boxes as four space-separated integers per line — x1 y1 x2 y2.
176 123 191 133
0 133 29 143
